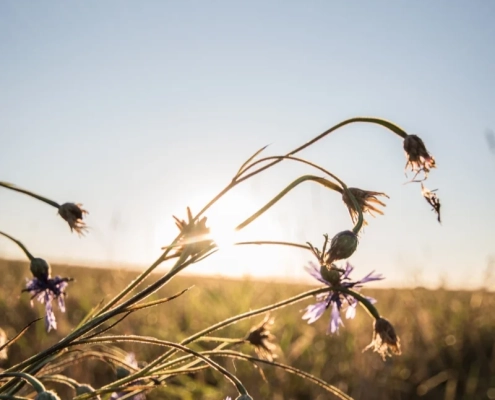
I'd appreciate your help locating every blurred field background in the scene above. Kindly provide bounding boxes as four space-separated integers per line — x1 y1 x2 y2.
2 258 495 400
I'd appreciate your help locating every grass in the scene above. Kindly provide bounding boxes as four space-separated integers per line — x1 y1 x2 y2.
1 258 495 400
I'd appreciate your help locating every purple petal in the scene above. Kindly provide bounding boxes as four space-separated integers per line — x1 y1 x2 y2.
345 298 358 320
328 302 343 334
302 301 327 324
304 262 328 285
358 270 385 284
342 262 354 279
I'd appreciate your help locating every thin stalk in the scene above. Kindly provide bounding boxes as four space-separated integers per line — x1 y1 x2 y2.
0 182 60 209
0 373 45 394
234 240 310 251
0 232 35 261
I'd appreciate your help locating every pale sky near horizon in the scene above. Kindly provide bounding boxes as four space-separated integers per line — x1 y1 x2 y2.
1 1 494 290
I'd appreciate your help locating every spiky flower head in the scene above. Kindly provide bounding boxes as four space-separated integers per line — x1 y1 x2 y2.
303 262 384 334
30 258 51 281
34 391 61 400
342 187 389 225
170 207 212 257
58 202 88 235
326 230 358 264
421 183 441 223
403 134 436 180
23 275 72 332
363 317 401 360
245 314 277 362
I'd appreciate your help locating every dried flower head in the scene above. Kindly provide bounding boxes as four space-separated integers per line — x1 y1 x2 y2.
326 230 358 264
23 275 72 332
342 187 389 225
302 262 384 334
421 183 441 223
170 207 213 257
0 327 7 360
403 134 436 180
245 314 277 362
363 317 401 360
58 202 88 235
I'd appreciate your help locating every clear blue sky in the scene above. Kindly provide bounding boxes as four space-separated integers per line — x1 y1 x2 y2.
1 1 494 289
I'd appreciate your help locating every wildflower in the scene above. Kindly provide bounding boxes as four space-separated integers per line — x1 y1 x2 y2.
30 257 51 281
23 275 72 332
111 353 146 400
421 183 441 223
363 317 401 360
403 134 436 180
342 187 389 225
245 314 277 362
302 262 384 334
0 327 7 360
58 202 88 235
326 230 359 264
170 207 212 257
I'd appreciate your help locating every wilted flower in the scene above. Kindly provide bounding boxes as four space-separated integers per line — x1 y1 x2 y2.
169 207 213 257
23 275 72 332
326 230 359 264
58 202 88 235
421 183 441 223
363 317 401 360
403 134 436 180
245 314 277 362
342 188 389 225
302 262 384 334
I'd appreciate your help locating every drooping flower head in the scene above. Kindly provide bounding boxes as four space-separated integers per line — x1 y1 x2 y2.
363 317 401 360
58 202 89 236
403 134 436 180
245 314 277 362
302 262 384 334
23 274 72 332
342 187 389 226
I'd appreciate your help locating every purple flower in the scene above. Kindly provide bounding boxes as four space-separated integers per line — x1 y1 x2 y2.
111 353 146 400
24 276 71 332
302 262 384 334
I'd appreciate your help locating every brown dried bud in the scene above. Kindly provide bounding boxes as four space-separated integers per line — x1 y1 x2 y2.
245 314 277 362
30 257 51 281
403 134 436 180
58 203 88 236
171 207 213 257
363 317 401 360
421 183 441 223
326 230 358 263
342 187 389 225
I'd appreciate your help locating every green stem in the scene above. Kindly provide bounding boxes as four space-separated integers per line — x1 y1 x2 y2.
0 182 60 209
0 372 45 394
235 175 342 231
234 240 310 251
71 336 249 399
0 231 35 261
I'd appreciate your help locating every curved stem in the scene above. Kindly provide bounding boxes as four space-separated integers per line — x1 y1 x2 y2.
236 117 408 183
0 231 35 261
234 240 311 251
0 182 60 209
338 287 381 320
0 372 45 394
71 336 250 399
235 175 344 231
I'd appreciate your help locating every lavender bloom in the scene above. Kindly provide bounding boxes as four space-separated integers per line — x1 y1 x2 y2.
302 262 384 334
24 276 71 332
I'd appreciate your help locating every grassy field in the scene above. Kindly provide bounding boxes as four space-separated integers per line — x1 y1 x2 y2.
1 258 495 400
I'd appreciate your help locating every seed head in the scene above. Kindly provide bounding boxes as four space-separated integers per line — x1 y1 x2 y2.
58 202 88 236
363 317 401 360
403 134 436 180
170 207 213 257
30 258 51 281
342 188 389 225
245 314 277 362
326 230 358 263
34 391 61 400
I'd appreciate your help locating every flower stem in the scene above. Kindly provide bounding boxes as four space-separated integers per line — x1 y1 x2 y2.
0 373 45 394
0 231 35 261
234 240 310 251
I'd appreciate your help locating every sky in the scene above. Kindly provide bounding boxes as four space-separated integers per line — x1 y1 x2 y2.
1 1 494 289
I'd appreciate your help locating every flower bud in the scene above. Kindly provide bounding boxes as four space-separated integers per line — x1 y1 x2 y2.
30 258 51 281
34 391 61 400
403 134 436 179
326 230 358 263
76 384 100 399
319 265 341 286
116 366 131 380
